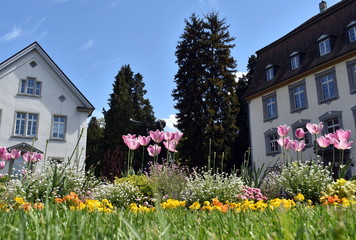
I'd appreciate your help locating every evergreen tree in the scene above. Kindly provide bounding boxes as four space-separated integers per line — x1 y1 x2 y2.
85 117 104 172
100 65 156 178
173 12 239 168
232 55 256 169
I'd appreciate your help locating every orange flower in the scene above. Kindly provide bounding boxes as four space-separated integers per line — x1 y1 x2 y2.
34 202 44 210
54 198 64 203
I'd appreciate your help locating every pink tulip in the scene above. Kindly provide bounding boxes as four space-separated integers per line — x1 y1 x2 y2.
2 152 12 161
33 153 43 162
295 128 305 139
23 152 32 162
174 131 183 143
163 131 175 141
147 144 161 157
0 147 7 159
325 133 338 145
10 149 21 160
306 122 323 135
0 161 5 170
23 152 43 162
138 136 151 146
334 139 353 150
122 134 137 144
316 136 332 148
289 140 306 152
163 140 178 152
149 130 164 143
125 138 141 150
277 137 290 149
335 129 351 141
277 124 290 137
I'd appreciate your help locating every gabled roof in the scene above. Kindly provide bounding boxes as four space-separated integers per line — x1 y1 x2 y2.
245 0 356 100
0 42 94 116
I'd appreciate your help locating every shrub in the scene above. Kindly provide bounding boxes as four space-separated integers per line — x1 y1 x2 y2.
277 160 332 202
182 168 243 204
115 174 152 197
323 178 356 200
147 161 190 200
91 181 141 208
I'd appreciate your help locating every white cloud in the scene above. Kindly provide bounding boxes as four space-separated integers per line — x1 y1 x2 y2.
1 26 22 41
163 114 178 132
79 39 94 51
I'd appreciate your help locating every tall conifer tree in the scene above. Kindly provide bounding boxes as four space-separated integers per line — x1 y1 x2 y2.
173 12 239 168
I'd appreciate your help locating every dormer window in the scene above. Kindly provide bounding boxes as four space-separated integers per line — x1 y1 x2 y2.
347 21 356 43
265 65 274 81
19 77 42 97
318 34 333 56
290 52 301 70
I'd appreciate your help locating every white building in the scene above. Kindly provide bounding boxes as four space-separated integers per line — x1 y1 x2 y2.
245 0 356 175
0 42 94 173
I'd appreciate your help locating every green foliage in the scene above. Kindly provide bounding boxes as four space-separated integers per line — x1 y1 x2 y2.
91 181 141 208
183 168 243 204
85 117 104 172
147 162 190 200
323 178 356 200
277 161 333 202
115 174 152 198
173 12 239 168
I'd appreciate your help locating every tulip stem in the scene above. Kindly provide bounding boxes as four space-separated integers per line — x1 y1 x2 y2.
7 159 14 177
141 146 145 173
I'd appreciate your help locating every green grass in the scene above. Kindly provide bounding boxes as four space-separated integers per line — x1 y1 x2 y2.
0 204 355 240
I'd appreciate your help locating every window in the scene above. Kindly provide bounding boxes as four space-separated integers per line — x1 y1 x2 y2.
346 59 356 94
319 38 331 56
291 119 312 148
348 22 356 42
14 112 38 137
319 111 343 135
19 77 42 96
352 106 356 130
288 80 308 112
262 92 278 121
290 52 301 70
264 128 280 156
51 116 66 139
315 67 339 104
265 65 274 81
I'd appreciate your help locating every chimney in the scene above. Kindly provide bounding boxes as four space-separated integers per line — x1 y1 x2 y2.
319 1 327 13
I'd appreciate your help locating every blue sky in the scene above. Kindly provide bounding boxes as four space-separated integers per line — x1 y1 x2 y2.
1 0 340 131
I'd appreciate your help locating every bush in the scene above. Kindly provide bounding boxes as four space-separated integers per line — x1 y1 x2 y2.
277 160 332 202
182 168 243 204
323 178 356 200
147 161 190 200
115 174 152 198
91 181 141 208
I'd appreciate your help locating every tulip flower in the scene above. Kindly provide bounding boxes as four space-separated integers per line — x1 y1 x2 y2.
10 149 21 160
277 124 290 137
0 147 7 159
163 131 175 141
306 122 323 135
147 144 161 157
316 136 332 148
163 140 178 152
174 131 183 143
1 152 12 161
125 138 141 150
138 136 151 146
289 140 306 152
150 130 164 143
277 137 290 149
335 129 351 141
0 161 5 170
295 128 305 139
122 134 137 144
334 139 353 150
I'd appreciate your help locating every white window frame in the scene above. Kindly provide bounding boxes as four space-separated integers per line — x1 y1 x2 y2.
288 79 308 113
19 77 42 97
262 92 278 122
290 55 300 70
346 59 356 94
315 67 339 104
51 115 67 140
264 128 280 156
13 112 39 138
319 38 331 56
319 111 343 135
348 26 356 43
266 67 274 81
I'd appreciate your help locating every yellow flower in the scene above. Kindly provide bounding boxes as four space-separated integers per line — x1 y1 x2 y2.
294 193 305 202
189 202 201 210
14 197 25 205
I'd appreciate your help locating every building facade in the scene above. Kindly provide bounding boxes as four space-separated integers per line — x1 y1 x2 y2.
0 42 94 173
245 0 356 175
